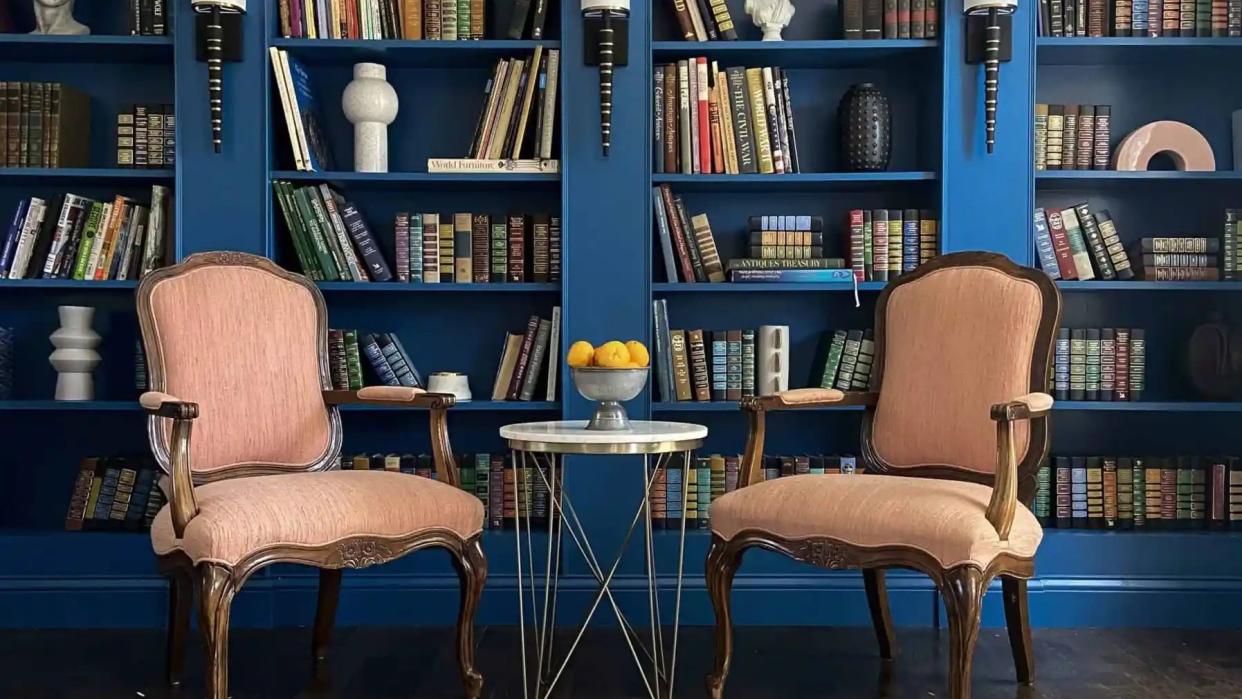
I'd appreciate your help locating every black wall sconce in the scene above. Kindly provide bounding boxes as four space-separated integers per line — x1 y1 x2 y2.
964 0 1016 154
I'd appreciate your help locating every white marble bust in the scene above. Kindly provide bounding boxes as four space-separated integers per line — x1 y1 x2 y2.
31 0 90 35
745 0 795 40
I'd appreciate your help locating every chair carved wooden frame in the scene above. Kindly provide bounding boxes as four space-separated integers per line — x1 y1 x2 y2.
138 252 487 699
704 252 1061 699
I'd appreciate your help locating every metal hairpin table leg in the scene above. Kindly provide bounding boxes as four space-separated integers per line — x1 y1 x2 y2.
511 450 530 699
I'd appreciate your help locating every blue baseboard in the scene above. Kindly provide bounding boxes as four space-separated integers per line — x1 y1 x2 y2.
5 571 1240 629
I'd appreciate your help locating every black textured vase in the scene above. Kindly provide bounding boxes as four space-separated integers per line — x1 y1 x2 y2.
838 83 892 172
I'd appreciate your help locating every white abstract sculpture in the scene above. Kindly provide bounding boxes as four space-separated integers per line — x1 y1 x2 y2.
757 325 790 395
31 0 89 35
342 63 398 173
745 0 795 40
49 306 101 401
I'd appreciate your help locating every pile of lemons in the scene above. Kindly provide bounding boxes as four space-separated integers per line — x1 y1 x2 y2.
567 339 651 369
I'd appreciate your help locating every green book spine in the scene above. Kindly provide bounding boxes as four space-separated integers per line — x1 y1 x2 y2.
304 187 351 280
343 330 364 390
273 182 318 279
292 187 340 280
71 203 104 280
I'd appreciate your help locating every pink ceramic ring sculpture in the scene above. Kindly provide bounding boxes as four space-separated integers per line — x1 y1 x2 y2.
1113 120 1216 171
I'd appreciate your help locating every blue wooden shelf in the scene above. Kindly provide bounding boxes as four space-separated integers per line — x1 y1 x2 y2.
340 400 560 412
0 279 139 290
653 282 885 292
0 400 140 411
1035 170 1242 190
0 167 174 182
1056 401 1242 412
270 38 561 68
317 281 560 293
272 170 560 188
1037 37 1242 64
1057 281 1242 291
652 172 936 192
651 401 863 412
0 34 174 63
652 39 937 68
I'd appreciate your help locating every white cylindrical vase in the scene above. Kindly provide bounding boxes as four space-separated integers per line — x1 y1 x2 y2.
342 62 398 173
757 325 790 395
49 305 102 401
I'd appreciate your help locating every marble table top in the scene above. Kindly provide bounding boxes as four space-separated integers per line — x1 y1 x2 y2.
500 420 708 453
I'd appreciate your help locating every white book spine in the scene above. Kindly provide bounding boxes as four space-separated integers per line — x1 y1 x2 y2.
85 202 113 279
545 305 562 401
8 197 46 279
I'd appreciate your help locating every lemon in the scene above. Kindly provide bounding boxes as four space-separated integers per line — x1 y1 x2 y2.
567 341 595 368
594 341 631 368
625 341 650 368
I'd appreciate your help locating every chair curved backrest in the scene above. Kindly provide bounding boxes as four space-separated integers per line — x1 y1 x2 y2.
137 252 342 483
862 251 1061 502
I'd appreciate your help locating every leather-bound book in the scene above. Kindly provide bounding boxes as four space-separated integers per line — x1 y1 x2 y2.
422 212 440 283
884 0 899 35
1084 328 1101 401
519 317 551 401
531 213 550 282
490 221 507 282
710 330 728 401
687 329 712 402
1070 456 1088 527
507 315 541 401
1073 203 1115 280
1099 329 1115 400
726 330 743 401
471 213 490 283
668 0 698 40
507 213 527 282
1102 456 1118 527
835 330 864 391
843 0 865 37
1061 104 1078 170
707 0 739 38
670 329 693 401
1209 457 1229 529
439 221 455 281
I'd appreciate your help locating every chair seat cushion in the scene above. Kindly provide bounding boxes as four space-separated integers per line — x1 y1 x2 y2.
710 474 1042 570
152 470 484 567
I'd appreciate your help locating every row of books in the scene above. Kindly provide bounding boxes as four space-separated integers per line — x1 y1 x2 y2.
127 0 170 36
650 454 865 528
841 0 941 38
662 0 739 41
1053 327 1146 401
1033 455 1242 529
1037 0 1242 35
0 82 89 169
274 182 391 281
64 457 164 532
1223 210 1242 280
1034 104 1111 171
393 212 561 283
1033 202 1139 281
654 61 801 176
116 105 175 170
846 209 939 282
337 452 566 529
279 0 553 40
462 49 560 163
492 309 562 401
328 329 423 390
652 312 756 402
810 329 876 392
0 187 172 281
653 185 726 283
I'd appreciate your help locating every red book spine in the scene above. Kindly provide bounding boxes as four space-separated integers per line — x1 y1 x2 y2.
848 209 865 282
697 58 711 175
1045 209 1079 280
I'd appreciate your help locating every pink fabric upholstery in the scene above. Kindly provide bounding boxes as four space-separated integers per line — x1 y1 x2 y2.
873 266 1044 474
145 264 332 476
711 474 1042 569
151 471 485 566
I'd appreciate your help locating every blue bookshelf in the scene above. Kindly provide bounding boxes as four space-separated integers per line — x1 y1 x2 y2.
1 0 1240 631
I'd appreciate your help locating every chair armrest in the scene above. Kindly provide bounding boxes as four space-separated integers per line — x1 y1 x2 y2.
139 391 200 419
738 389 880 486
990 392 1053 421
985 392 1054 541
140 391 200 539
741 388 878 412
322 388 461 486
323 386 457 409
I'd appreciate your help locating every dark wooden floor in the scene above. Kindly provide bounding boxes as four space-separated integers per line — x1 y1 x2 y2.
2 626 1241 698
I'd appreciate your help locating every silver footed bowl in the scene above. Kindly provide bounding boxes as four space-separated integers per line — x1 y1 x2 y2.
571 366 649 431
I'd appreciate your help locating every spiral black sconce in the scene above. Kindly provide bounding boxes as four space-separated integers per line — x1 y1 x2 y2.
583 0 630 156
192 0 246 153
965 0 1016 154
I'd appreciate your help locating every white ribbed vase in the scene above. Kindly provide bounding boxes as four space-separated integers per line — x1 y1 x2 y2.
49 305 102 401
342 62 398 173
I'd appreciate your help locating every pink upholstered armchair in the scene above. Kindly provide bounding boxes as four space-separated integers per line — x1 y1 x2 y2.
705 252 1061 699
137 252 486 699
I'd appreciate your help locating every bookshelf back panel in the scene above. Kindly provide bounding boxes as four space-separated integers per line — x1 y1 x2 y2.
654 186 939 280
340 410 558 456
1035 186 1242 252
270 63 559 172
323 293 561 392
1037 63 1242 171
0 412 148 529
652 0 846 41
0 63 173 169
652 64 939 173
662 409 863 455
1053 412 1242 455
658 292 877 390
5 0 163 36
269 184 561 275
0 292 140 401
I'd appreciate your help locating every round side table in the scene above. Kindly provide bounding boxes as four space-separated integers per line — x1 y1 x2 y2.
499 420 708 699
